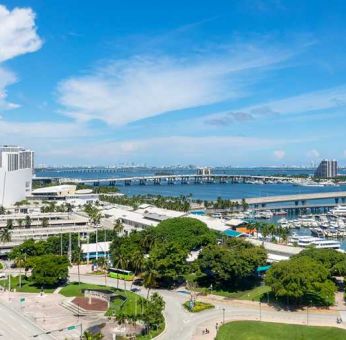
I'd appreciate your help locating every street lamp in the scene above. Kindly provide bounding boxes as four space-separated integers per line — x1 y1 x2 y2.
259 301 262 321
222 308 225 324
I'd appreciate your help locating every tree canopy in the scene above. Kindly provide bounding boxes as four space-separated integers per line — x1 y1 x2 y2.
293 248 346 276
27 254 70 287
196 238 267 290
149 217 216 251
265 256 336 306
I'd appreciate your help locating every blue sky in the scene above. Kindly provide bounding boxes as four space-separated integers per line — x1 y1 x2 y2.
1 0 346 166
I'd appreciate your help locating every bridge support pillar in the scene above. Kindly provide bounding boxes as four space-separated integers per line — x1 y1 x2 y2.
93 182 99 187
335 198 339 204
301 200 306 206
109 181 116 186
139 179 146 185
154 178 161 185
181 177 188 184
168 178 174 185
124 180 131 186
261 203 266 208
295 201 299 206
342 198 345 203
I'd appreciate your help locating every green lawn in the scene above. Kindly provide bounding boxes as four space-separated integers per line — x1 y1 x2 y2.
197 285 271 301
216 321 346 340
59 282 114 297
60 282 146 317
0 276 55 293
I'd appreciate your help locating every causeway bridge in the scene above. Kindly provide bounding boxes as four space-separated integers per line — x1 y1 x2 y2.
58 174 293 186
239 191 346 207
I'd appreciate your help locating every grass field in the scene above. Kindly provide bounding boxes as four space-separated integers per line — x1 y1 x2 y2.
197 285 271 301
216 321 346 340
0 275 55 293
60 282 145 317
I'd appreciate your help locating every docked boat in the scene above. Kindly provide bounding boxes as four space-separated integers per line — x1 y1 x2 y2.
289 235 341 249
330 205 346 217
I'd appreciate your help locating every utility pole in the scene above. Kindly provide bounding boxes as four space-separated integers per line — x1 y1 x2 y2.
68 232 72 263
96 228 98 261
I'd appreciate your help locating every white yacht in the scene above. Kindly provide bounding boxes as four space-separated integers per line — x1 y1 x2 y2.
330 205 346 217
289 235 341 249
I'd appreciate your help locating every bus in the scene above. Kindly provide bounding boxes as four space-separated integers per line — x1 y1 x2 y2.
108 268 135 281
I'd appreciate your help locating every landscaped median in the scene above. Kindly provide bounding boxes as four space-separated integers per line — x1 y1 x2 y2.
215 321 346 340
183 300 214 313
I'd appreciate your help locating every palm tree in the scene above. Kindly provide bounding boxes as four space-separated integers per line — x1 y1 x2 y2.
130 251 144 290
41 217 49 228
0 227 11 243
25 215 31 228
15 253 26 288
113 219 124 235
241 198 249 212
143 263 158 299
6 219 13 230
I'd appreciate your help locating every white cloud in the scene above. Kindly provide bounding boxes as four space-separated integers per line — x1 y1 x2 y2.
0 5 42 109
202 85 346 126
57 44 294 126
0 67 18 109
0 5 42 63
273 150 285 159
307 149 320 158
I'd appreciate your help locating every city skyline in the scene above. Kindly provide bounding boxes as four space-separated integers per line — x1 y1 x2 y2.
1 1 346 166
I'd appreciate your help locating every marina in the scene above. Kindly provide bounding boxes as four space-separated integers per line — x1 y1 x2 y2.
35 167 346 251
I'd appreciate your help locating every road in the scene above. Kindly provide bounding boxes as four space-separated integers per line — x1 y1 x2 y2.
69 272 345 340
0 298 53 339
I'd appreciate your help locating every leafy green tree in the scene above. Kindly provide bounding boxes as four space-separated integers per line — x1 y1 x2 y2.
265 256 336 306
149 217 216 252
197 239 267 290
27 254 70 287
142 293 165 332
145 242 187 288
0 206 5 215
294 248 346 276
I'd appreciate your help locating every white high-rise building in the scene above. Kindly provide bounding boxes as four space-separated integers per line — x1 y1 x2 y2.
0 145 34 207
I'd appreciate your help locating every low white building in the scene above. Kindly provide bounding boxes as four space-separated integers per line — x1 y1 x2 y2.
0 145 34 207
81 241 111 260
31 184 77 199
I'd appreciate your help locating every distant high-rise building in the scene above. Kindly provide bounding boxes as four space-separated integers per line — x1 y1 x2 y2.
314 159 337 178
0 145 34 207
